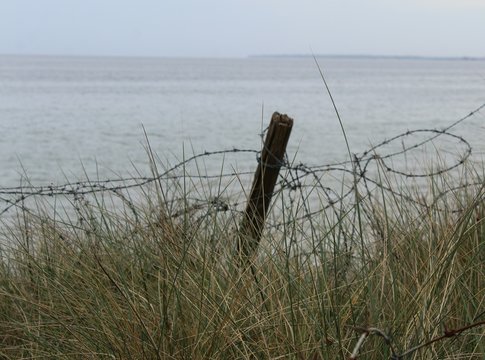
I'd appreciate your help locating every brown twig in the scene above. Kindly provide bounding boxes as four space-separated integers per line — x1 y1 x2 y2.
397 320 485 358
349 320 485 359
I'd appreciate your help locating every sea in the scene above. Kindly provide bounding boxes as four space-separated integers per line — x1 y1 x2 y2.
1 54 484 191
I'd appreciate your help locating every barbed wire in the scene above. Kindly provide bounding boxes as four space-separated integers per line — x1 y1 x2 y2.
0 102 484 223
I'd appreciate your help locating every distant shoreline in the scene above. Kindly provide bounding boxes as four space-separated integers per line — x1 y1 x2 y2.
249 54 485 61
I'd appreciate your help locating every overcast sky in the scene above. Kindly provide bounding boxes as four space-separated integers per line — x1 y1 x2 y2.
1 0 484 58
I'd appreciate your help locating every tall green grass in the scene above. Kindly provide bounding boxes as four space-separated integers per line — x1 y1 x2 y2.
0 159 484 359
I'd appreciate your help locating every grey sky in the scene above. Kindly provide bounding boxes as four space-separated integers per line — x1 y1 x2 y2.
1 0 484 58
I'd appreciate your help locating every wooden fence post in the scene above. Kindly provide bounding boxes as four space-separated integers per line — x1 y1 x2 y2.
238 112 293 260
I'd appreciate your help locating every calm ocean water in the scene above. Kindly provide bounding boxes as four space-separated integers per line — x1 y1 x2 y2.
1 55 484 187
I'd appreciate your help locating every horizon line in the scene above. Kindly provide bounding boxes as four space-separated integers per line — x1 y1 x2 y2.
1 52 484 61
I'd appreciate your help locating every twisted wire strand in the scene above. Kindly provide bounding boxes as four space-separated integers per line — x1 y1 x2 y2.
0 102 483 221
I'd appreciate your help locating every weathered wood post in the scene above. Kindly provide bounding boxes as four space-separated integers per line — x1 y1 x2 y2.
238 112 293 261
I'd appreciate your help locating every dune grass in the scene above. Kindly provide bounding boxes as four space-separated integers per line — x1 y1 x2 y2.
0 157 484 359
